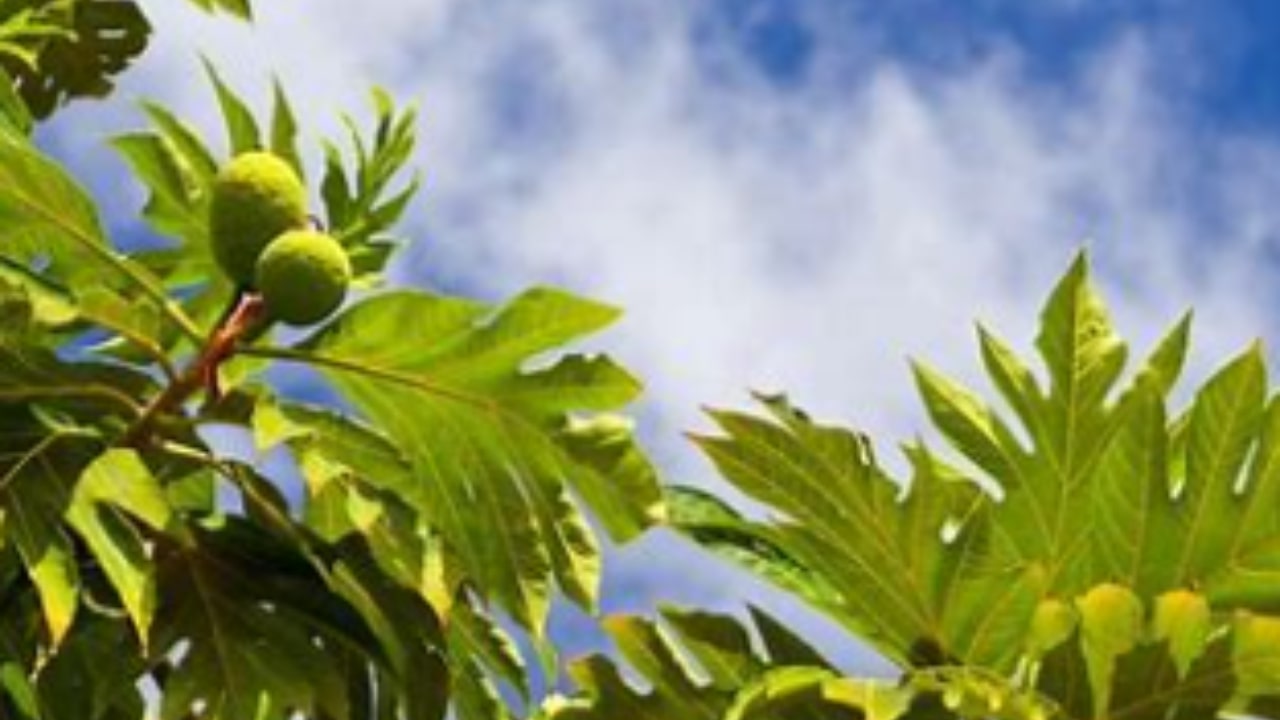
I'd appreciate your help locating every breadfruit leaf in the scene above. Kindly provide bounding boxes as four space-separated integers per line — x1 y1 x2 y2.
538 608 820 720
675 253 1280 716
1 0 150 119
31 616 147 720
320 88 419 285
0 335 158 646
251 287 664 632
202 58 262 156
269 78 302 176
538 606 1063 720
675 398 1018 670
150 518 354 720
65 449 180 647
0 125 202 346
0 426 86 646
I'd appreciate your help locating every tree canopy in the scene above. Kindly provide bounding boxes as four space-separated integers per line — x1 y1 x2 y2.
1 2 1279 719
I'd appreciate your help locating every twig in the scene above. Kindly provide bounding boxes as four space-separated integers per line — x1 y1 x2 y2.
117 293 266 449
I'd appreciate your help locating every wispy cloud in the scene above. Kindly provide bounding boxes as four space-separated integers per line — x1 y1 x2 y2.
44 0 1280 674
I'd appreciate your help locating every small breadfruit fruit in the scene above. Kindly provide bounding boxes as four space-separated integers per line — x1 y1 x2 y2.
210 151 308 284
1077 582 1143 656
1153 589 1211 677
1027 597 1077 656
1233 611 1280 693
254 230 351 326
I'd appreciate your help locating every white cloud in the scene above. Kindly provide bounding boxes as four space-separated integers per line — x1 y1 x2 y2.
48 0 1280 675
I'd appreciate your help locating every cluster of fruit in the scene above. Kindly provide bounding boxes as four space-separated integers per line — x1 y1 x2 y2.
209 151 351 326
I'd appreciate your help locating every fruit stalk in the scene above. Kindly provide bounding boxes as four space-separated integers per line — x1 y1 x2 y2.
118 293 266 448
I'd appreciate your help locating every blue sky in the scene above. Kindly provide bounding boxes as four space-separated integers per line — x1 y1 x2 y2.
38 0 1280 700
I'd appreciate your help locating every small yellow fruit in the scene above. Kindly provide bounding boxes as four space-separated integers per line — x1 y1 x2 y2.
1027 597 1077 656
254 230 351 326
1077 582 1143 656
1233 611 1280 694
210 151 308 284
1152 589 1210 677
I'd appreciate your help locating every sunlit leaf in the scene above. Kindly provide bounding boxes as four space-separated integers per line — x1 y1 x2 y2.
676 253 1280 716
273 287 662 632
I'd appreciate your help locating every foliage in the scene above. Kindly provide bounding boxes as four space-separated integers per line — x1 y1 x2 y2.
0 0 253 121
0 43 662 720
1 1 1279 718
660 256 1280 718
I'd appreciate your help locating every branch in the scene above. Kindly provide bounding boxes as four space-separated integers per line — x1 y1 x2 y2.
117 293 266 448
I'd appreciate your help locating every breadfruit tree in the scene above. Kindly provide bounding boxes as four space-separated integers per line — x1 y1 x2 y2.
3 2 1280 720
0 7 664 719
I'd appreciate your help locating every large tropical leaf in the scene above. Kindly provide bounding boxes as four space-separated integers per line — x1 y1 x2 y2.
0 326 156 644
149 517 354 720
672 254 1280 716
242 287 665 632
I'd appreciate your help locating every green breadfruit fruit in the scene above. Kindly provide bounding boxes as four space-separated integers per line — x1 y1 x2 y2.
1027 597 1076 657
1077 582 1143 657
1233 611 1280 695
1152 589 1211 678
1076 583 1144 718
210 151 308 284
255 230 351 326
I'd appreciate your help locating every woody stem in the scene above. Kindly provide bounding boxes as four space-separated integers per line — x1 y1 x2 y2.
118 293 266 449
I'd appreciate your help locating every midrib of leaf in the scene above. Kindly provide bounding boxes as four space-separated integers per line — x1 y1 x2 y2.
500 416 600 606
1176 365 1259 584
0 382 142 414
1048 284 1099 587
932 500 990 631
952 558 1036 663
185 555 249 709
434 405 540 610
1221 535 1280 579
373 387 482 563
1119 401 1160 586
920 362 1055 570
352 376 549 623
796 437 951 646
0 431 64 494
242 345 496 412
